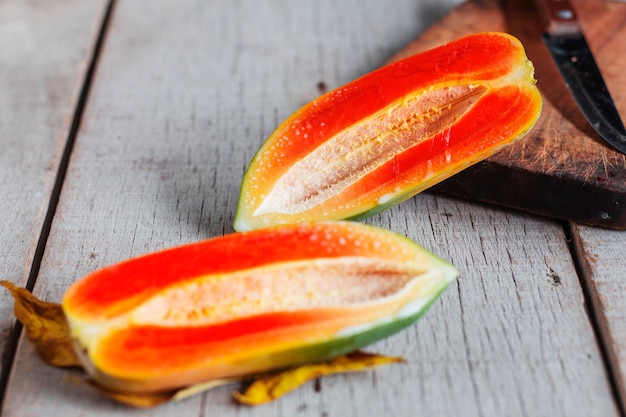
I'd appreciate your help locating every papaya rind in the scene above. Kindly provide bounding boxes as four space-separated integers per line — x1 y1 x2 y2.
233 32 542 231
83 267 454 394
61 221 457 394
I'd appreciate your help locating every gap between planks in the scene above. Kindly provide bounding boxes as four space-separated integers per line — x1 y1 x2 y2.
565 221 626 417
0 0 117 409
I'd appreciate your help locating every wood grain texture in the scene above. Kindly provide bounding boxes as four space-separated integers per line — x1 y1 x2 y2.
0 1 621 416
0 0 109 386
390 0 626 229
572 224 626 410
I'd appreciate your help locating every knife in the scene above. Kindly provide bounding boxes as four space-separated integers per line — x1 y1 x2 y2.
533 0 626 154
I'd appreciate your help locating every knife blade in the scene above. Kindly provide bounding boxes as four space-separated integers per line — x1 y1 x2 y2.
533 0 626 154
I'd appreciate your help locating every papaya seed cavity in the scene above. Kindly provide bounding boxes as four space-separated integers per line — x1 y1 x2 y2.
130 258 423 326
254 85 485 216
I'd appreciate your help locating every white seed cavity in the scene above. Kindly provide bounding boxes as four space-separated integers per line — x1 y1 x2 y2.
129 257 424 326
254 85 486 216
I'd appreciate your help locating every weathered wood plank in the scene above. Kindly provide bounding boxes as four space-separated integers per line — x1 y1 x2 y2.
1 1 620 416
572 224 626 412
0 0 110 389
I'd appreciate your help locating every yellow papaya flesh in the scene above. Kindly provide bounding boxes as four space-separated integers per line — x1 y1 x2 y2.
62 221 457 394
234 32 542 231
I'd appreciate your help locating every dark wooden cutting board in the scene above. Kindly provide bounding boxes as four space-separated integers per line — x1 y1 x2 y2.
389 0 626 229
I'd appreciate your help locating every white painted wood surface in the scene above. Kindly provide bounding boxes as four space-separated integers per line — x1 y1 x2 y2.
573 224 626 410
1 1 625 416
0 0 109 388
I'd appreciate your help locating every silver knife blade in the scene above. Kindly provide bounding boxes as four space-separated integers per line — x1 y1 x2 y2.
534 0 626 154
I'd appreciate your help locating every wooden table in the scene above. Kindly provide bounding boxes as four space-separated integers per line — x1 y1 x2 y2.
1 1 625 416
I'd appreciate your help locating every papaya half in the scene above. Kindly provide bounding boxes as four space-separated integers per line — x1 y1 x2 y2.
62 221 457 394
234 32 542 231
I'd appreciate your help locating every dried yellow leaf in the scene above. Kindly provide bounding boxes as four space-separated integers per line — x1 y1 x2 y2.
1 280 80 368
67 375 238 408
233 351 405 406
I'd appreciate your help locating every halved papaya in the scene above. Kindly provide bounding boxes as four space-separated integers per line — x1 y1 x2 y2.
234 32 542 231
62 221 457 394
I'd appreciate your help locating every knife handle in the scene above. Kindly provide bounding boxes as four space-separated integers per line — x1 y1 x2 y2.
533 0 582 36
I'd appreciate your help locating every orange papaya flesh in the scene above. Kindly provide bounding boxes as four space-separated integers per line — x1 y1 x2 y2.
234 32 542 231
62 221 457 393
